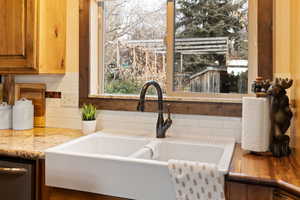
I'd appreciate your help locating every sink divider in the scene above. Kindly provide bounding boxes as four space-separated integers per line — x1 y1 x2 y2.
129 141 161 160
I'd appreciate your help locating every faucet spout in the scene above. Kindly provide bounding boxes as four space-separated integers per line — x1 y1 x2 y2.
137 81 172 138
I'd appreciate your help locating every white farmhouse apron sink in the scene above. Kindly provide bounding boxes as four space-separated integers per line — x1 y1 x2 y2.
45 132 235 200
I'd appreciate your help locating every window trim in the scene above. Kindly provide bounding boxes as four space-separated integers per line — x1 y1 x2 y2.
79 0 273 117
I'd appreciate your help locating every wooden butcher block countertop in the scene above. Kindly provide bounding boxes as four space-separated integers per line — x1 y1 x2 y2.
228 144 300 196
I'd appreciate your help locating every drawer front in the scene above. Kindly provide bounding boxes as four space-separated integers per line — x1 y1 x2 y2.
0 160 33 200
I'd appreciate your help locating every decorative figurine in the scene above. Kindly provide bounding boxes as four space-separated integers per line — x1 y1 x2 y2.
251 77 271 97
267 78 293 157
251 77 293 157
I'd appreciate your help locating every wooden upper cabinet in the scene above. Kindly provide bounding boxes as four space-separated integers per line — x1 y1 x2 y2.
0 0 36 72
0 0 66 74
38 0 66 74
0 0 25 56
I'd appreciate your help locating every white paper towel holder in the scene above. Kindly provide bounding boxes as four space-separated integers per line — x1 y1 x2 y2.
242 97 271 153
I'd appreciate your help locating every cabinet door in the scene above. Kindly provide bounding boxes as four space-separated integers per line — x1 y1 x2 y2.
38 0 66 74
0 160 34 200
227 181 273 200
0 0 37 73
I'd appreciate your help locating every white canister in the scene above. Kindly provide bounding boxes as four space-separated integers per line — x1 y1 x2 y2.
13 98 34 130
0 102 12 130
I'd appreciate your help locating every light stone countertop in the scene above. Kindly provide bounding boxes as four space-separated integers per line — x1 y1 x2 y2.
0 128 83 159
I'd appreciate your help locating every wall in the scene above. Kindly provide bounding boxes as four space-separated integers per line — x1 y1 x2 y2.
273 0 293 143
274 0 300 149
15 0 242 142
290 0 300 149
274 0 291 79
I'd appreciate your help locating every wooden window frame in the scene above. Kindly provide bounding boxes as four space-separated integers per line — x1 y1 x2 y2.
79 0 273 117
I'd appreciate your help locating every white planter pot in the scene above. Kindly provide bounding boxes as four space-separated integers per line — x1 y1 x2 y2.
81 120 97 135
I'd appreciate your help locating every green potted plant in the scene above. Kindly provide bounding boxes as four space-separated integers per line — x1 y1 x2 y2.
81 104 97 134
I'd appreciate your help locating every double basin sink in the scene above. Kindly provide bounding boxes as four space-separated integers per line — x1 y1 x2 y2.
45 132 235 200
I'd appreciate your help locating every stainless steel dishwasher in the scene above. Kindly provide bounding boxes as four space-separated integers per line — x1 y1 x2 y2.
0 157 34 200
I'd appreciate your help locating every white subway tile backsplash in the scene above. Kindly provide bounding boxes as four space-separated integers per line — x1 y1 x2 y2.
15 75 63 91
15 72 79 94
47 117 81 129
46 108 242 142
46 99 61 108
61 93 79 108
46 107 81 119
223 119 242 129
60 74 79 93
96 110 242 142
174 119 223 129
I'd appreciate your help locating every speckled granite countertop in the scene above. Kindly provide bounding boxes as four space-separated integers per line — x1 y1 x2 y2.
0 128 83 159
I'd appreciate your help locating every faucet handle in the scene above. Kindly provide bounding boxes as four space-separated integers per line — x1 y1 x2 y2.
166 104 171 119
163 104 173 130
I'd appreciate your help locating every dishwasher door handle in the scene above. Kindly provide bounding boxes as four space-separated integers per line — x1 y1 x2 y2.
0 167 28 176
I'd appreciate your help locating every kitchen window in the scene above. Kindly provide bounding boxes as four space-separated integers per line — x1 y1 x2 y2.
90 0 251 97
80 0 273 116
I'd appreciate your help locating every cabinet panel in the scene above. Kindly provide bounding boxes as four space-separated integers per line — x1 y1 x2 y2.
227 182 248 200
0 0 25 56
38 0 66 74
247 185 273 200
47 188 129 200
38 160 128 200
0 0 66 74
227 181 273 200
0 159 34 200
0 0 37 72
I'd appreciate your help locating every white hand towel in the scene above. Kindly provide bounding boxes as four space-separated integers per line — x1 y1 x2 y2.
168 160 225 200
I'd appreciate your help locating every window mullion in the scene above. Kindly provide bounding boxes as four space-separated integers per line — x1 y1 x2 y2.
166 0 175 96
98 2 105 94
89 0 100 95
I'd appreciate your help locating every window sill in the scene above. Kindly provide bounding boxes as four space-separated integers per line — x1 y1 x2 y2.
88 94 250 104
80 94 246 117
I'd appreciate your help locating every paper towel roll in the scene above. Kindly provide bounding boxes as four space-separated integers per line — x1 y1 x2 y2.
242 97 271 152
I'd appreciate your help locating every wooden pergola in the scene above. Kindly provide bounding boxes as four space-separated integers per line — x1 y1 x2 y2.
117 37 229 72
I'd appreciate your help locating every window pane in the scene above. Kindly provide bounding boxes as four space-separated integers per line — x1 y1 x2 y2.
103 0 167 95
174 0 248 94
